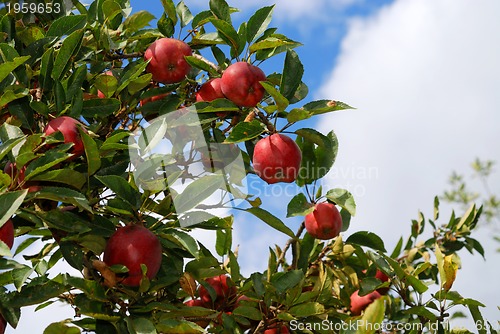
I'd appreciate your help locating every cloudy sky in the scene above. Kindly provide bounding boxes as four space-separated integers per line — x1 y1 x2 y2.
8 0 500 332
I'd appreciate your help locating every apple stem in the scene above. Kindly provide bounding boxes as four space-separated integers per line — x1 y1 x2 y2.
191 53 221 73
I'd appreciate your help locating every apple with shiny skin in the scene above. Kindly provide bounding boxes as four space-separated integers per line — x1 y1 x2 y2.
350 290 381 315
0 219 14 249
304 202 343 240
145 38 192 84
252 133 302 184
43 116 87 157
220 62 266 107
103 225 162 287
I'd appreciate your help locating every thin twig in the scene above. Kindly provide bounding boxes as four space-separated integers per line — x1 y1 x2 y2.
192 53 221 73
255 109 275 133
277 222 305 267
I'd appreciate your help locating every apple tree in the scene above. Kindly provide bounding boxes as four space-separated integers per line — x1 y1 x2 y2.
0 1 496 333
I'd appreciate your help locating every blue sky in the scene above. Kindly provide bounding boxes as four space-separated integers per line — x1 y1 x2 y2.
8 0 500 332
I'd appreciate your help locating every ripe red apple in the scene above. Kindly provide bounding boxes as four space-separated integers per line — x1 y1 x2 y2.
263 325 290 334
144 38 192 84
198 274 236 310
304 202 342 240
43 116 87 157
103 224 162 287
252 133 302 184
349 290 381 315
220 62 266 107
0 314 6 334
375 270 390 294
196 78 225 102
0 219 14 249
196 78 228 118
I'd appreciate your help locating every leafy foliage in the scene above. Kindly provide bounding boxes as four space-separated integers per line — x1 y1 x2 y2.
0 1 495 333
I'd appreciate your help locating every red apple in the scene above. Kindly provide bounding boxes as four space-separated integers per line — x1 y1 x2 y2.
0 219 14 249
140 92 170 107
264 325 290 334
220 62 266 108
43 116 87 157
198 274 236 310
103 224 162 287
0 314 6 334
196 78 225 102
97 70 114 98
304 202 342 240
375 270 390 294
144 38 192 84
252 133 302 184
349 290 381 315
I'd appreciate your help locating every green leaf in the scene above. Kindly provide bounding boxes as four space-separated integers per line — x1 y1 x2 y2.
23 151 74 181
156 319 205 333
176 1 193 28
31 169 86 190
52 29 84 81
346 231 386 252
260 81 289 112
94 73 118 98
0 190 27 229
209 0 231 23
37 210 91 234
216 228 232 256
468 305 487 334
158 13 175 37
160 0 178 26
403 306 438 321
123 11 155 33
246 5 274 42
0 89 29 109
281 50 304 101
81 129 101 176
95 175 140 208
173 175 223 213
245 207 295 238
161 229 199 259
116 60 150 94
46 15 87 37
32 187 91 212
325 188 356 216
286 193 313 218
43 322 82 334
9 279 66 308
272 269 303 293
184 56 219 77
356 297 385 334
250 35 301 54
125 317 157 334
295 129 338 186
210 18 239 50
0 136 25 163
39 48 54 91
225 120 265 143
233 306 262 321
0 56 31 83
81 98 121 118
289 302 325 317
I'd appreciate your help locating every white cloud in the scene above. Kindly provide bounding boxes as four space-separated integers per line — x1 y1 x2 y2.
316 0 500 326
